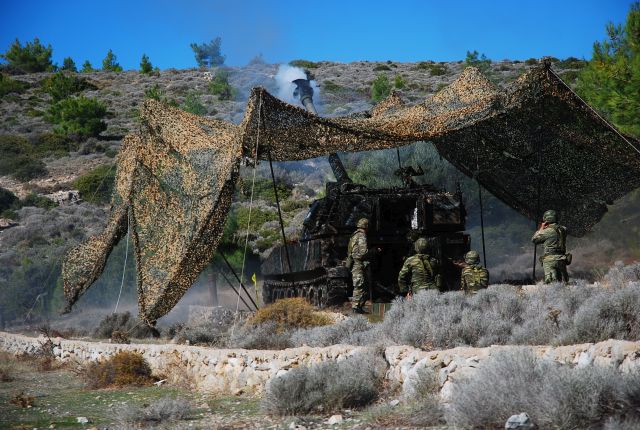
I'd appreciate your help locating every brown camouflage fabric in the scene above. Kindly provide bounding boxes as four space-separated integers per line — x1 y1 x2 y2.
63 63 640 324
461 264 489 293
397 254 441 293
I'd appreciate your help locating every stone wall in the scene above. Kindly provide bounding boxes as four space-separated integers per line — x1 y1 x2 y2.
1 332 639 399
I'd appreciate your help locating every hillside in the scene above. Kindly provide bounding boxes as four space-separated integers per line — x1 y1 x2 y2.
1 58 638 326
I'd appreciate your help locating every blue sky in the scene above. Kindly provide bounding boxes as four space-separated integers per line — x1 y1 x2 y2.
0 0 634 70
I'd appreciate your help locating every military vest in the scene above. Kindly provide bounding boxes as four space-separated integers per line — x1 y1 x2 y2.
462 265 489 291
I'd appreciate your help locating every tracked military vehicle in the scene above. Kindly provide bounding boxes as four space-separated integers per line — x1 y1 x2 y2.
261 77 470 306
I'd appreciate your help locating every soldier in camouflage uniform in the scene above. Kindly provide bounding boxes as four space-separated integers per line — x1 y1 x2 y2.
460 250 489 293
531 209 570 283
348 218 370 313
397 237 443 295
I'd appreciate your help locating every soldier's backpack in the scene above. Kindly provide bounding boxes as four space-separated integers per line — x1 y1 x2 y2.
465 266 488 288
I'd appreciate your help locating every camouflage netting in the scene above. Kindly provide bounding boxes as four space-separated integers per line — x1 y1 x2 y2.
239 65 640 235
63 101 241 324
63 64 640 324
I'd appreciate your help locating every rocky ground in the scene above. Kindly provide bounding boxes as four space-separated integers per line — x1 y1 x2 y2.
0 351 434 430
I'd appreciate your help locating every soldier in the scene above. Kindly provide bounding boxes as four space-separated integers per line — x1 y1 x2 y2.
460 250 489 293
531 209 570 283
397 237 443 296
348 218 370 313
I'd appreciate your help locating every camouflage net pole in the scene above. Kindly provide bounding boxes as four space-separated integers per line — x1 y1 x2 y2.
62 64 640 324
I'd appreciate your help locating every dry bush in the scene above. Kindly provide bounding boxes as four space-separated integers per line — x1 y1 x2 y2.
171 306 236 346
110 330 130 344
84 351 154 389
446 348 640 429
247 297 333 332
0 352 16 382
262 348 386 415
116 396 193 426
290 315 371 347
285 269 640 350
93 312 156 339
10 392 34 408
228 321 292 350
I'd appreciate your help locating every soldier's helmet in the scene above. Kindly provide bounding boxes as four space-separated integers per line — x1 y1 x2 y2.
465 250 480 264
542 210 557 223
357 218 369 229
414 237 429 253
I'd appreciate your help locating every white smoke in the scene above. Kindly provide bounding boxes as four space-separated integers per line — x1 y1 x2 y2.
274 64 321 106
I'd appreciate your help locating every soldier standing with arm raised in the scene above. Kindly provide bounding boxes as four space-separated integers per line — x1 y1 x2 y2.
397 237 443 297
531 210 570 283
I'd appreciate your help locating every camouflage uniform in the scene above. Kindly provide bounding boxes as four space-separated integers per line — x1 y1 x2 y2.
460 250 489 293
531 210 570 283
397 237 442 294
348 218 369 311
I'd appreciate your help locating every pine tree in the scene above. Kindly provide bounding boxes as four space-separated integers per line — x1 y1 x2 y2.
81 60 94 73
139 54 153 74
0 37 54 73
190 37 225 68
576 2 640 137
101 49 123 72
61 57 77 72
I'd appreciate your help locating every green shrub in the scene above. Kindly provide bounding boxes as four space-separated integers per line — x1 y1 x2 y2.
0 187 18 212
373 64 391 71
0 73 29 98
0 135 48 181
288 59 318 69
73 164 115 204
84 351 154 389
208 69 236 100
0 37 54 73
34 132 75 156
557 56 587 69
322 80 346 94
101 49 122 72
465 50 491 74
144 84 178 106
139 53 153 74
525 57 538 65
233 206 277 236
414 62 449 76
0 134 31 156
61 57 77 72
238 177 292 201
180 91 206 115
394 75 406 89
80 60 94 73
41 71 94 102
20 192 56 209
46 96 107 138
371 74 391 103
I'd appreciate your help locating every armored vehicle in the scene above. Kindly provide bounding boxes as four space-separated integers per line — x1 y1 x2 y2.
261 77 470 306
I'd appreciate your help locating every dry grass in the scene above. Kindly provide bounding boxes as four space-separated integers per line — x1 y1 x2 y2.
247 297 332 333
83 351 155 389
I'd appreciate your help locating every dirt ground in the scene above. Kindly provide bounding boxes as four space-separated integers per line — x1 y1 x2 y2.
0 352 441 430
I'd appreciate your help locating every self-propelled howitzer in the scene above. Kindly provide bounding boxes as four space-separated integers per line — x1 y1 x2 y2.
261 77 470 306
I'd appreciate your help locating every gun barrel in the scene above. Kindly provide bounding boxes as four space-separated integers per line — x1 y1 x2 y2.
292 77 352 184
